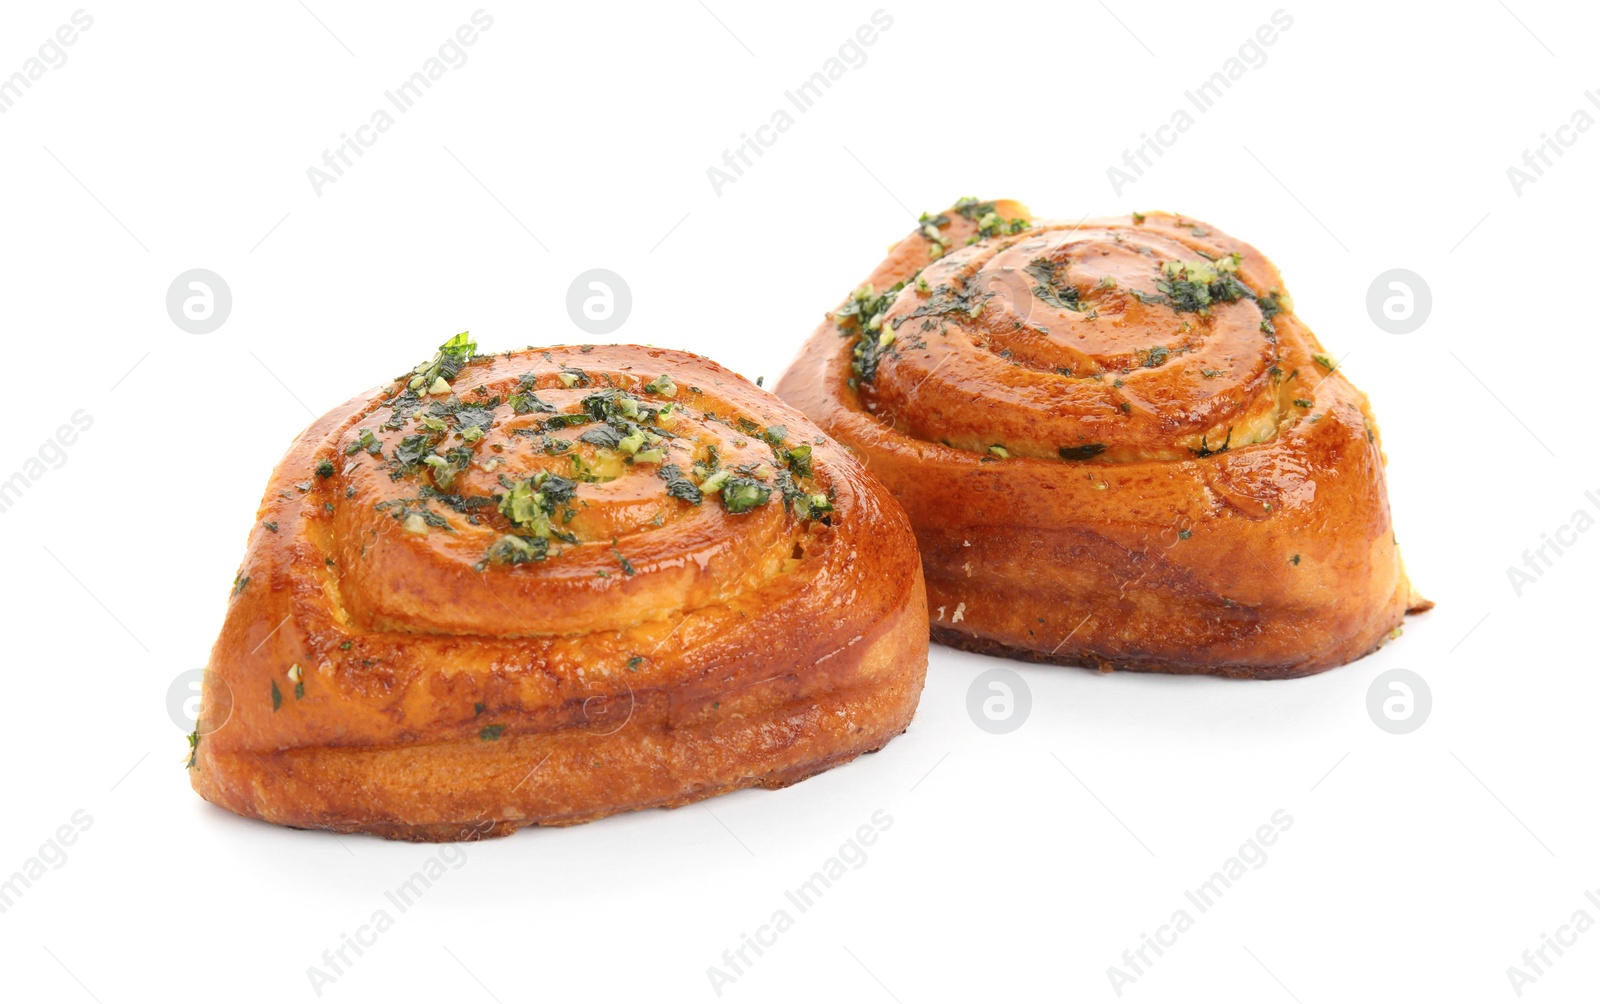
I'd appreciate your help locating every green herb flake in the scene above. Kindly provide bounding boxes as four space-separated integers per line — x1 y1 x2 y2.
407 332 477 394
612 544 636 576
1192 428 1233 457
1025 258 1083 312
659 464 703 504
1059 443 1107 461
720 477 772 514
479 724 505 741
784 443 814 477
481 534 549 568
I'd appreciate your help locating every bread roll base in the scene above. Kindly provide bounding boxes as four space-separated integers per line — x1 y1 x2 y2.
194 588 923 841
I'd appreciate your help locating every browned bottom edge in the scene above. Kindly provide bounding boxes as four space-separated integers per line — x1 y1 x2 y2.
930 624 1390 681
250 731 904 843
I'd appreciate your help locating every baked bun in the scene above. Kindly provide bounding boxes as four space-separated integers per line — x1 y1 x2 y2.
191 337 927 840
777 200 1428 679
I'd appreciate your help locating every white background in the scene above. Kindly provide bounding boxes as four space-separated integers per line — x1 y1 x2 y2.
1 1 1596 1001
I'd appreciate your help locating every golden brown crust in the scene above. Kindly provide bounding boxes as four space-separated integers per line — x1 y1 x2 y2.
776 201 1428 679
191 343 928 839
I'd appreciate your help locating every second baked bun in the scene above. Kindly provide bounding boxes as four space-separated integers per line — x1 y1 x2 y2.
777 200 1428 679
192 338 928 840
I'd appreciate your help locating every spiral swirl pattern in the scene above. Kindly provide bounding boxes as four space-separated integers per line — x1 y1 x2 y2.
778 200 1428 678
193 341 927 839
862 214 1294 462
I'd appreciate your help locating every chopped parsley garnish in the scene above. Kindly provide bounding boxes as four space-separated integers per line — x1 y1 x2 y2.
480 534 548 569
578 425 624 449
498 471 579 541
1312 353 1337 372
612 544 635 576
644 374 677 396
541 413 590 431
270 680 282 712
966 206 1029 243
345 428 383 456
1131 255 1255 315
699 469 732 494
1026 258 1083 312
1192 428 1233 457
1058 443 1107 460
479 724 505 741
407 332 476 394
1258 291 1287 335
834 281 908 384
917 210 953 257
721 477 772 514
393 434 436 470
374 496 451 533
505 373 556 415
659 464 702 504
262 520 278 532
509 391 552 414
451 403 496 437
573 389 669 460
422 454 461 490
951 197 1026 238
783 443 813 477
489 533 547 565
